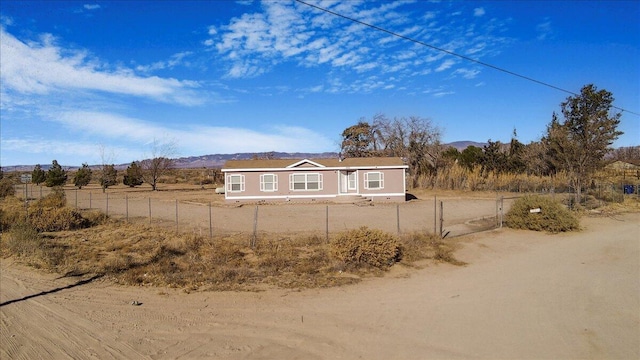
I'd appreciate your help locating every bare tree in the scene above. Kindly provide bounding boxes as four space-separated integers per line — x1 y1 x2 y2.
140 138 177 191
341 114 442 187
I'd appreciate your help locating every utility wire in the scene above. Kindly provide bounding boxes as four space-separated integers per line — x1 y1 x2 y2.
295 0 639 117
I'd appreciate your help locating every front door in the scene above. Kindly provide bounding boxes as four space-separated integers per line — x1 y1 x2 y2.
339 171 357 194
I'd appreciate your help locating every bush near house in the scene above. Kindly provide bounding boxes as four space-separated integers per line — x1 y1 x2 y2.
505 195 579 233
330 227 402 269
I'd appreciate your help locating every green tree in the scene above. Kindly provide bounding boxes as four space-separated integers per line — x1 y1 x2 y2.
481 140 507 175
459 146 483 170
99 164 118 192
73 163 92 189
507 131 526 173
45 160 68 187
545 84 623 203
32 164 46 185
123 162 144 187
442 147 460 163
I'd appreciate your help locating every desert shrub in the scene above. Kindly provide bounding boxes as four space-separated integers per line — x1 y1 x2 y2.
0 178 15 199
1 222 40 257
36 188 67 208
28 207 88 232
330 227 401 269
0 196 25 231
505 195 579 233
398 232 466 265
81 209 110 226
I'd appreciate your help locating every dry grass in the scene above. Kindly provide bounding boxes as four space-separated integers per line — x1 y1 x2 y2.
1 192 465 290
415 164 572 193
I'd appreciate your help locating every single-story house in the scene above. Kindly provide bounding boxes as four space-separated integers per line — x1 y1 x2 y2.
221 157 408 203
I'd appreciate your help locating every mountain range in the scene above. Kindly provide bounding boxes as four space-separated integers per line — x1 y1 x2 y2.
2 141 486 172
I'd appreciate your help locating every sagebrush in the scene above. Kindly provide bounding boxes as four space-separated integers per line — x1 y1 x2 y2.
330 227 401 269
505 195 579 233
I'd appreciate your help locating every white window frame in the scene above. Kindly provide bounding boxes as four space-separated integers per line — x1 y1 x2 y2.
260 174 278 192
226 174 245 192
289 173 323 191
364 172 384 190
348 171 357 190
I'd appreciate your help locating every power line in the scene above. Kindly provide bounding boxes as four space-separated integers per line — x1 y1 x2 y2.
295 0 639 117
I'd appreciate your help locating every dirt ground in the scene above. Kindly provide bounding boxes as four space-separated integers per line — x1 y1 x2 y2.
24 184 516 237
1 212 638 359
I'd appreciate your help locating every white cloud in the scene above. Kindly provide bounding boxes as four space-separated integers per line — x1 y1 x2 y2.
452 68 479 79
474 8 485 17
50 110 334 156
84 4 101 10
135 51 194 73
205 0 511 87
435 59 456 72
0 27 204 106
536 18 553 40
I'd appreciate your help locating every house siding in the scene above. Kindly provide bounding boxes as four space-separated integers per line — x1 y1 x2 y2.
222 158 407 203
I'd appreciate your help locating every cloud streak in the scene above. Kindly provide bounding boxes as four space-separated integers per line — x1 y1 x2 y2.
0 27 205 106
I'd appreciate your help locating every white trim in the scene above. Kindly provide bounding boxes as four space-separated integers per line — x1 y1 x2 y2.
286 159 326 168
224 193 405 201
222 165 408 172
259 173 278 192
225 194 337 200
289 172 323 191
364 171 384 190
226 174 245 192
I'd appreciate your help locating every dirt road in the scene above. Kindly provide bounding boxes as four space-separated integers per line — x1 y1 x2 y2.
1 213 638 359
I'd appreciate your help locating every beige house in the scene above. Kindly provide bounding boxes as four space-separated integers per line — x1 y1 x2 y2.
221 157 408 203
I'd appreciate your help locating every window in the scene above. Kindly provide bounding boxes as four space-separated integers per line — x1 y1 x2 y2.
290 173 323 191
348 171 357 190
364 172 384 189
260 174 278 192
227 174 245 192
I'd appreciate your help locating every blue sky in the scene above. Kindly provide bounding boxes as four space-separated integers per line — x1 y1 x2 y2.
1 0 638 167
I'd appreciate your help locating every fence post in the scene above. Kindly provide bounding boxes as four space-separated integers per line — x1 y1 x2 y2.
439 201 444 238
175 199 178 232
434 195 437 235
500 196 504 228
209 202 213 239
89 192 92 209
75 189 78 209
396 204 400 235
126 194 129 223
148 197 152 224
251 206 259 248
106 192 109 217
325 205 329 243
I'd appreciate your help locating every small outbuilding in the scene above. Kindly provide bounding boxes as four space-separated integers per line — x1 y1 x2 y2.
221 157 408 203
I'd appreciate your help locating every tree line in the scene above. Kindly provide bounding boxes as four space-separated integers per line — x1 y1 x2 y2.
26 139 176 192
339 84 629 202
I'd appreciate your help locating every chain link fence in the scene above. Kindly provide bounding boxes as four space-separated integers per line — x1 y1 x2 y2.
14 185 516 240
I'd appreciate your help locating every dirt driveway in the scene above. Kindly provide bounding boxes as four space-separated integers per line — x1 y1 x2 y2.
2 212 638 359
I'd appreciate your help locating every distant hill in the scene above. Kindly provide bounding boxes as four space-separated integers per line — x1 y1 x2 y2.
172 152 340 169
445 141 487 151
2 142 489 172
